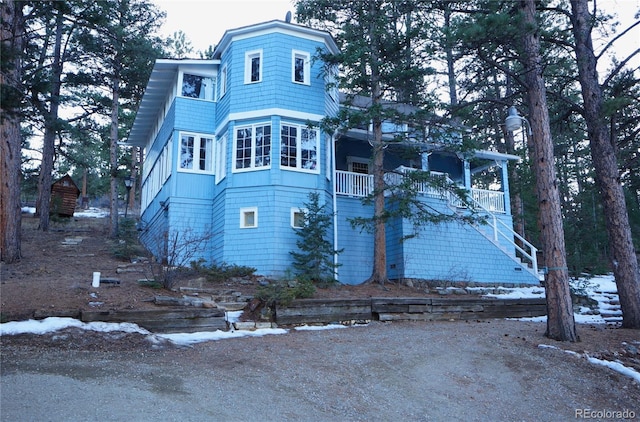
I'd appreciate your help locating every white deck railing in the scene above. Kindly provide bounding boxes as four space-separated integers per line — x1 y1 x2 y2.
335 170 506 213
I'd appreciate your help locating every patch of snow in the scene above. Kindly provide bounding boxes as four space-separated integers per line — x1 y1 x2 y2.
156 328 288 346
0 317 149 336
294 324 348 331
484 287 545 299
587 357 640 383
538 343 640 383
74 208 109 218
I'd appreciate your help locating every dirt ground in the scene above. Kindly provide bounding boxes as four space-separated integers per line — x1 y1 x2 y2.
1 214 639 378
0 215 436 321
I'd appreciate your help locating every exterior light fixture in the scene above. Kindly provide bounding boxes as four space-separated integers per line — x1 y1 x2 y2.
124 176 134 218
505 106 532 136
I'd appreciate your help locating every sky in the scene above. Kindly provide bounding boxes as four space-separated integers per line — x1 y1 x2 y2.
153 0 295 53
151 0 639 69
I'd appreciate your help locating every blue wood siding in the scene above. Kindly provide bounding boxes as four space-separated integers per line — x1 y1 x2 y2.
335 197 374 284
174 97 216 133
217 186 331 277
222 34 327 116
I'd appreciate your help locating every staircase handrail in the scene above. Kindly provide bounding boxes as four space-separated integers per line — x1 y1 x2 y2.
443 175 539 275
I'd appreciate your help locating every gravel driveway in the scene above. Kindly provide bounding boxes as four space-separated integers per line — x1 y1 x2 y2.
1 319 638 422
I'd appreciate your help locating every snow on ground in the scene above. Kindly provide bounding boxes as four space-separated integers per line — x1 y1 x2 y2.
21 207 110 218
1 274 638 383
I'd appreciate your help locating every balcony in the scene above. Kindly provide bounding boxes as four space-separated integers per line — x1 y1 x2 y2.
335 170 506 213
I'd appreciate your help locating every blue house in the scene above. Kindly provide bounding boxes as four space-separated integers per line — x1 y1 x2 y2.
127 19 541 286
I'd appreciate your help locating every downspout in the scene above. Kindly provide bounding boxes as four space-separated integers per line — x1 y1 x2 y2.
331 133 339 282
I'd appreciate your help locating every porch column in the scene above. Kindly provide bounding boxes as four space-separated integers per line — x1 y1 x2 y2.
463 161 471 190
500 160 511 215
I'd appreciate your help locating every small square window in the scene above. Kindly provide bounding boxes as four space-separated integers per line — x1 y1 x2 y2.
291 208 307 229
240 207 258 228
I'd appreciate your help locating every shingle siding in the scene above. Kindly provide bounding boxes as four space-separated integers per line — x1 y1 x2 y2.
136 21 539 286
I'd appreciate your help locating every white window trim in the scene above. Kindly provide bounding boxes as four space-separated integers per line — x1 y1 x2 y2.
244 49 263 84
280 122 320 174
232 123 272 173
240 207 258 228
178 132 215 174
220 64 228 97
292 50 310 85
291 207 307 229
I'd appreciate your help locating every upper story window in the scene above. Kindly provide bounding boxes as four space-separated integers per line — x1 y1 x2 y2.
281 123 319 172
179 132 214 173
245 50 262 84
181 74 215 100
220 64 228 97
234 123 271 171
292 50 310 85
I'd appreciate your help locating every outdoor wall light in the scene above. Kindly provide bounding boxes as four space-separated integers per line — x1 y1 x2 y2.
505 106 532 136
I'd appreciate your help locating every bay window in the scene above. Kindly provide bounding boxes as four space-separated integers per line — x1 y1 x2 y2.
234 124 271 171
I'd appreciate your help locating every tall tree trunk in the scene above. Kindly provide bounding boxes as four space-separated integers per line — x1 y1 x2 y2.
570 0 640 328
367 1 387 285
35 6 64 231
520 0 577 341
0 0 24 263
109 72 120 238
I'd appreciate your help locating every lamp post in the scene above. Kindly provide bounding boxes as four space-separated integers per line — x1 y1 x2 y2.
123 176 134 218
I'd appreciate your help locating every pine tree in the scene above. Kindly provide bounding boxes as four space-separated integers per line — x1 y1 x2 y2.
290 192 341 283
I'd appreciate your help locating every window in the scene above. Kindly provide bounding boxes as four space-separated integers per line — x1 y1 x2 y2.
291 208 307 229
215 134 227 184
181 73 214 100
220 64 227 97
281 123 319 172
179 133 214 173
348 156 370 174
245 50 262 84
234 124 271 171
292 50 310 85
240 207 258 228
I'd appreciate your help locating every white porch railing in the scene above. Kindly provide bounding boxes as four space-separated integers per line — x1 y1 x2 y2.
335 170 374 197
335 170 506 213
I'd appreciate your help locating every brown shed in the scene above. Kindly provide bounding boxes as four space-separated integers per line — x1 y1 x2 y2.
51 175 80 217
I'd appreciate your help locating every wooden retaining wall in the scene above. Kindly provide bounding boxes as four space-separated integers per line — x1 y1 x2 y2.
75 297 546 333
81 308 227 333
275 297 546 325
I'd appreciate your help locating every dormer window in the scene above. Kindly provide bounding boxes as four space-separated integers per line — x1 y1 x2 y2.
292 50 310 85
181 73 214 100
245 50 262 84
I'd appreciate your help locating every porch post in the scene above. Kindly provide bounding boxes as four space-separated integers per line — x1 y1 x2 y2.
501 160 511 215
463 160 471 190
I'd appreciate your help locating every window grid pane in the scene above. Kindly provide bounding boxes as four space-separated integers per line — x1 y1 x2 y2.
301 128 317 170
254 125 271 167
251 56 260 82
180 135 194 169
294 57 305 83
236 128 252 169
280 125 297 167
199 137 213 171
